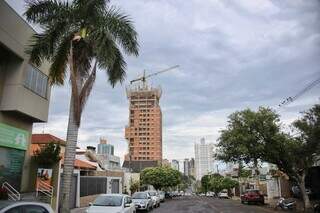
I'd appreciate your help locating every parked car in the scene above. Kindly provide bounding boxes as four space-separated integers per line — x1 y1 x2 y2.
218 190 229 199
86 194 136 213
0 201 54 213
165 191 173 199
159 191 165 202
146 191 160 208
206 192 215 197
241 189 265 205
132 192 153 212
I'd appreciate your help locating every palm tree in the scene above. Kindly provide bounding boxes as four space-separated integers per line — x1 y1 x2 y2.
24 0 138 211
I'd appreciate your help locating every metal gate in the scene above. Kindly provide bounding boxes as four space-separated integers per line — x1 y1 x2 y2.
111 179 119 194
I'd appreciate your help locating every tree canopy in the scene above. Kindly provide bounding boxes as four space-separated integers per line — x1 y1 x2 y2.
140 166 181 190
217 105 320 210
33 142 61 167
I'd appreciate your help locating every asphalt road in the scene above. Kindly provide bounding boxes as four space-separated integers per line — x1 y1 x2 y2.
151 196 276 213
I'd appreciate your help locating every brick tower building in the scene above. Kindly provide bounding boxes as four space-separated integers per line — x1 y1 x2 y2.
123 84 162 172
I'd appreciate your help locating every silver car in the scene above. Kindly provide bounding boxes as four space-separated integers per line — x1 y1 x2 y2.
86 194 136 213
146 191 160 208
0 201 54 213
131 192 153 212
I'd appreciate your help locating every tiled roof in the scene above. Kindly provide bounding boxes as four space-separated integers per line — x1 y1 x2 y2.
32 134 66 146
61 157 97 170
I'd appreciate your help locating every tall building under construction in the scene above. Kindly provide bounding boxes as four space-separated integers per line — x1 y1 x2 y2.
123 84 162 172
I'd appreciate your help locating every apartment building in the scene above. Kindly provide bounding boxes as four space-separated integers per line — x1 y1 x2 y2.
0 1 51 192
194 138 215 180
123 84 162 172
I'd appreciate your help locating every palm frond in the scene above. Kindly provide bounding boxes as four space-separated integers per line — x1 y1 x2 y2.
98 6 139 56
24 0 70 25
79 61 97 114
49 35 72 85
106 48 127 87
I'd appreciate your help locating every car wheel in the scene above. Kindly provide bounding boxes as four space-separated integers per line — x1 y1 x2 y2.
241 200 244 204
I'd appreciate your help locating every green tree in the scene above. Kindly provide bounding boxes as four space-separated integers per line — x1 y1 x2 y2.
141 167 181 190
33 142 61 168
217 107 280 186
263 105 320 211
25 1 138 211
217 105 320 211
208 174 224 195
201 174 211 194
129 180 140 195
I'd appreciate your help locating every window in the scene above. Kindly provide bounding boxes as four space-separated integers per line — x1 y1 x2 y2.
23 205 49 213
24 64 48 98
5 206 22 213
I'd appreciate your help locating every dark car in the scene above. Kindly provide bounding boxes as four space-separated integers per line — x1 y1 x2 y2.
241 189 264 205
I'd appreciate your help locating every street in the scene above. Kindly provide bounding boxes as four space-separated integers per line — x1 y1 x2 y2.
71 196 277 213
152 196 275 213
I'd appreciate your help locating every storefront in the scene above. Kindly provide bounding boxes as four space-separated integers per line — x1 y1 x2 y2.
0 122 29 190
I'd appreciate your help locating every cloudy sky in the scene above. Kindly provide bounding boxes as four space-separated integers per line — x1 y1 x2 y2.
7 0 320 163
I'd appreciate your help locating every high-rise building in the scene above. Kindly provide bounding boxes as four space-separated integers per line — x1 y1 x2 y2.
171 159 179 171
96 138 120 170
194 138 215 180
97 138 114 155
123 84 162 172
183 159 189 176
189 158 195 177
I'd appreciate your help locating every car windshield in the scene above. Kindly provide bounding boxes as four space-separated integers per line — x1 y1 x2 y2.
148 192 156 196
0 201 12 210
93 195 123 206
132 192 147 199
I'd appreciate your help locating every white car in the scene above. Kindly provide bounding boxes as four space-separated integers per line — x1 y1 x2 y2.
0 201 54 213
218 190 229 199
146 191 160 208
159 191 165 202
86 194 136 213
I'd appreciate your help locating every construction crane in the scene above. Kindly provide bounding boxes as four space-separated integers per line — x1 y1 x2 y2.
130 65 179 84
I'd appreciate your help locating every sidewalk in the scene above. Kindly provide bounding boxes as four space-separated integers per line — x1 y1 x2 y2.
70 207 86 213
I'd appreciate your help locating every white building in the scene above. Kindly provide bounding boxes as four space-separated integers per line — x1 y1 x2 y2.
171 159 180 171
194 138 215 180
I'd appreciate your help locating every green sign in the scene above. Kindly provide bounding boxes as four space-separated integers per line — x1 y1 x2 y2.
0 123 29 150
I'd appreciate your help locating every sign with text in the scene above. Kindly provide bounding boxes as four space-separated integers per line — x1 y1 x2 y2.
0 123 29 150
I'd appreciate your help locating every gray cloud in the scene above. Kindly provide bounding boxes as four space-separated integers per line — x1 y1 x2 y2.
7 0 320 161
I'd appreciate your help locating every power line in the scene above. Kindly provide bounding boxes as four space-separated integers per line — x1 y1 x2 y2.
278 76 320 108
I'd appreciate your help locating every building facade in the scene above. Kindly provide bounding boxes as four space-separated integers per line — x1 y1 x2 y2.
183 159 189 176
97 138 114 155
194 138 215 180
171 159 179 171
0 1 51 192
123 84 162 172
189 158 195 177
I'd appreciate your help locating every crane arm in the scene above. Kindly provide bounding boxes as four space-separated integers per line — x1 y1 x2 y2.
130 65 179 84
144 65 179 79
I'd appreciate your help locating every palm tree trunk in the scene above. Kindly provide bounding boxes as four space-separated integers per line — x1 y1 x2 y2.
60 95 79 213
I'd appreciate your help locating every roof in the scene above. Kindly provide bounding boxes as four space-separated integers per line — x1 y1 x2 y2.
122 160 159 172
61 157 97 170
32 134 66 146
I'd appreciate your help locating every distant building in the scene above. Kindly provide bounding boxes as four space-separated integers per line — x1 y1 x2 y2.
183 159 189 176
171 159 179 171
162 159 171 167
123 84 162 172
194 138 215 180
97 138 114 155
95 138 120 170
189 158 195 177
